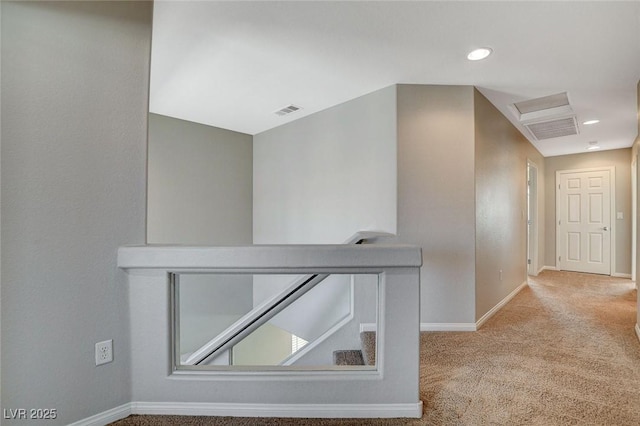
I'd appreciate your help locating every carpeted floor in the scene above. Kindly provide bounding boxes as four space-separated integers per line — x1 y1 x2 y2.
111 270 640 425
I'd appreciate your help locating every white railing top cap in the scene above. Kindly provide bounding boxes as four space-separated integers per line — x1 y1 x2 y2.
117 244 422 270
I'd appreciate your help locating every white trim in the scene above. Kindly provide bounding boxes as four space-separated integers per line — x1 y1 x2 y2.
612 272 632 279
375 273 386 377
635 323 640 344
67 403 131 426
130 401 423 419
611 168 617 276
476 281 528 329
632 155 637 282
421 323 476 332
527 160 540 277
360 322 377 333
540 265 557 272
69 400 423 423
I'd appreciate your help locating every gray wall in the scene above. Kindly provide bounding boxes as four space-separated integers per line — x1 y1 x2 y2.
147 113 253 245
544 148 632 275
396 85 477 325
474 89 545 321
0 0 3 408
253 85 397 245
1 2 151 424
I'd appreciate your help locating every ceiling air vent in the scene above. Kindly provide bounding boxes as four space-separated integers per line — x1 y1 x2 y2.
512 92 579 140
274 104 302 116
523 116 579 141
514 92 571 119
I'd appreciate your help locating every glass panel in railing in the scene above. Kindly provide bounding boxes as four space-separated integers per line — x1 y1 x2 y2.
174 273 253 366
172 272 379 371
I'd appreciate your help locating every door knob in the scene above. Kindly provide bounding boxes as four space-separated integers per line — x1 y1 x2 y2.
602 226 608 231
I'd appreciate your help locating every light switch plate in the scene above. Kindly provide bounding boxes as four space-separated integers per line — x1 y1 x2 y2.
617 212 623 220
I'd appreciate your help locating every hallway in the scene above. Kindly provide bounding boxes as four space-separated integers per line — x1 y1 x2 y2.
421 271 639 424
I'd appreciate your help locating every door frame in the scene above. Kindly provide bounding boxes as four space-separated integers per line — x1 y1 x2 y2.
632 155 636 282
555 166 616 275
527 160 539 276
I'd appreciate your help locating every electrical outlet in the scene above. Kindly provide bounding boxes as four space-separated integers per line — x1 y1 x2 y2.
95 340 113 366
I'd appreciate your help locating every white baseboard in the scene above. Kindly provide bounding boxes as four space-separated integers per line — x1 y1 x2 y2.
612 272 632 279
130 401 423 419
67 403 131 426
635 324 640 344
538 266 631 279
71 401 422 423
378 321 477 332
539 267 631 279
476 281 528 330
421 323 476 332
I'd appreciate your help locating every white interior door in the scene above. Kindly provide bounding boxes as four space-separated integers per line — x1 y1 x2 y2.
557 168 613 275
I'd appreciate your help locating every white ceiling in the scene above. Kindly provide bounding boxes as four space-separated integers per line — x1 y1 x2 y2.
149 1 640 157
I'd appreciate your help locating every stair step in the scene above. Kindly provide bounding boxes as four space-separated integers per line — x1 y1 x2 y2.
333 331 377 366
333 350 364 366
360 331 376 366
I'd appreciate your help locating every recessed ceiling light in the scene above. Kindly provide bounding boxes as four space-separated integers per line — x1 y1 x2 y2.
467 47 493 61
583 119 600 125
587 141 600 150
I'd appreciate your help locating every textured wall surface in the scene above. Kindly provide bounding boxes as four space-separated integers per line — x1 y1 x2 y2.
1 2 152 424
253 86 397 244
474 89 545 322
396 84 477 324
147 113 253 245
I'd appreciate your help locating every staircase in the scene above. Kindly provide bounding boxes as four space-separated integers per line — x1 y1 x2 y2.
333 331 376 366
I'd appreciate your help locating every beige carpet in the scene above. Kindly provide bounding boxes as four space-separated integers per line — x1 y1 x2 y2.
111 271 640 425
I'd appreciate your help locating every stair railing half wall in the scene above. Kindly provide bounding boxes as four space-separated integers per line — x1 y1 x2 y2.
118 238 422 418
